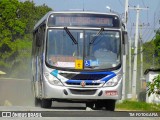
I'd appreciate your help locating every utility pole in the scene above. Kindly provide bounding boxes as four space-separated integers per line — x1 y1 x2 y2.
124 0 132 99
139 23 149 89
139 25 143 89
124 0 128 24
132 23 149 89
129 5 148 99
122 0 128 100
128 37 132 98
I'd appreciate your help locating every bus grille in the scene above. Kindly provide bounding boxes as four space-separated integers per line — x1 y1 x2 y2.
66 82 100 86
69 89 97 95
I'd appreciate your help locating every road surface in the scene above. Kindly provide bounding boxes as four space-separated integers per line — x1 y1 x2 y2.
0 79 158 120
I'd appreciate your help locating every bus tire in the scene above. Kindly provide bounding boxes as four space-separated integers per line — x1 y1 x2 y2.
86 102 94 109
41 99 52 108
104 100 116 111
95 101 103 110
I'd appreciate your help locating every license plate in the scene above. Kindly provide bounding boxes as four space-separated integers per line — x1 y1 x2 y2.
105 91 117 96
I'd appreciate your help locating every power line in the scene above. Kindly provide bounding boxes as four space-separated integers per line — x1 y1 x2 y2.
142 0 146 7
142 1 160 42
128 11 133 35
144 14 160 42
141 0 149 23
118 0 124 8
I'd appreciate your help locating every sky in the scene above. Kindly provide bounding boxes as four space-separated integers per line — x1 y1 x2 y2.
22 0 160 42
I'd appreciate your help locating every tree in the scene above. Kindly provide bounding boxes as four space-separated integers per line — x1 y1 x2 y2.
0 0 26 71
147 30 160 97
154 30 160 59
0 0 52 78
19 1 52 35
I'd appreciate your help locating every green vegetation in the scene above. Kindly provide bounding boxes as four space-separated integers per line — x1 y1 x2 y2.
147 30 160 96
143 30 160 70
116 100 160 111
147 74 160 96
0 0 52 78
143 30 160 97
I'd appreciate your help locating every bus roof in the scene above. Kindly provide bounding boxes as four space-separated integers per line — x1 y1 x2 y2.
34 11 120 30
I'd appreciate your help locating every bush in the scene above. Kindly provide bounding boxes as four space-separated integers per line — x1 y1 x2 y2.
147 74 160 96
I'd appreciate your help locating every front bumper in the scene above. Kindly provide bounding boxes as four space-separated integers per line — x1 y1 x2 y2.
42 79 122 101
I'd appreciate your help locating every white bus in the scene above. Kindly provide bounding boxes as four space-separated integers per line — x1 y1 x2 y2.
31 11 128 111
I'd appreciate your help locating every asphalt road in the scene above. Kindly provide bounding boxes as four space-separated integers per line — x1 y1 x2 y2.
0 78 86 108
0 79 158 120
0 78 34 106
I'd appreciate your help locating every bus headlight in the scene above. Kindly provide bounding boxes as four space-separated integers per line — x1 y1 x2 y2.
44 72 63 86
103 74 122 87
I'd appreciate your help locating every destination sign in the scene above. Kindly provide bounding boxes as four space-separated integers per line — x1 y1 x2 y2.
48 13 120 28
55 16 113 26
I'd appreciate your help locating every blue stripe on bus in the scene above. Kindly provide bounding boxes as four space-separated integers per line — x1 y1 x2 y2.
101 72 116 82
66 71 116 84
50 70 116 83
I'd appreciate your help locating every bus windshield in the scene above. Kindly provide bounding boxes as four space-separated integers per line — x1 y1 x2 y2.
46 29 121 70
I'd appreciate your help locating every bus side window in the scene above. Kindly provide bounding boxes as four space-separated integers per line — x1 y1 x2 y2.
36 27 45 47
36 31 41 47
32 32 36 55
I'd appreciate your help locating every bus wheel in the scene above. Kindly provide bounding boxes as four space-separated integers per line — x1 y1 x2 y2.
104 100 116 111
41 99 52 108
86 102 94 109
95 101 103 110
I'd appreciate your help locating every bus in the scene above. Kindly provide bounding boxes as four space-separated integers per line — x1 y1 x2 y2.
31 11 128 111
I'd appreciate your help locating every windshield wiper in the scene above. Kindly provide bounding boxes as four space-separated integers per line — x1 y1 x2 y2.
90 28 104 44
64 27 78 44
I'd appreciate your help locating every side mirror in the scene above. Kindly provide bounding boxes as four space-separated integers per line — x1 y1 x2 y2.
122 31 129 55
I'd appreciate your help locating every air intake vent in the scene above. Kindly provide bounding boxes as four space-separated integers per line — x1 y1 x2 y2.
69 89 97 95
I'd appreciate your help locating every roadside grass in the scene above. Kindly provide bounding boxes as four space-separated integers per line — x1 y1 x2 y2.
116 100 160 111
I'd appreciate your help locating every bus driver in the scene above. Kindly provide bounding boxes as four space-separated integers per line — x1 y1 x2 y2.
94 40 117 67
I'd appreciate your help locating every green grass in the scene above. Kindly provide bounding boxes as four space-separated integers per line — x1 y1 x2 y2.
116 100 160 111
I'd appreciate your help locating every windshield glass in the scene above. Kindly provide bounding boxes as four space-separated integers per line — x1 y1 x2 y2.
46 29 121 70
